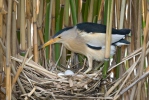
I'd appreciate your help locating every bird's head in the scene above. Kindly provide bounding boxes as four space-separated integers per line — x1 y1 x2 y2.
40 26 76 49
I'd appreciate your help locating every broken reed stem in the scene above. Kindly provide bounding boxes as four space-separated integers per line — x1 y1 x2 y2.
113 55 141 100
120 70 149 96
11 56 58 78
6 0 12 99
137 12 149 100
103 0 113 78
11 64 26 94
12 48 30 88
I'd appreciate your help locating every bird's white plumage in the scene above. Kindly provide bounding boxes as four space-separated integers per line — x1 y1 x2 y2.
115 42 129 46
86 45 116 62
77 30 125 47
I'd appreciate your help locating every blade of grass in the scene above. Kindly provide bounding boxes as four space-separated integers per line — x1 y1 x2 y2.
92 0 101 23
55 4 64 65
103 0 108 25
83 0 90 22
69 0 77 25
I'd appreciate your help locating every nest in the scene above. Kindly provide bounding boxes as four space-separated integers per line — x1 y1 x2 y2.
10 55 115 100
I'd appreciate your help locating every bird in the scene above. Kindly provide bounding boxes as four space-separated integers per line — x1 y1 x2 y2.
40 22 131 73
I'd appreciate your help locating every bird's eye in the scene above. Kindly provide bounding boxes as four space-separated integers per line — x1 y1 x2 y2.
58 36 61 38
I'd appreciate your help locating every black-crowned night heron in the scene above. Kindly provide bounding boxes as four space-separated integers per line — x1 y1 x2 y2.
41 22 130 73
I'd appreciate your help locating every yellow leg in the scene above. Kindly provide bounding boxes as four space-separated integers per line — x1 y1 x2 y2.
84 57 93 74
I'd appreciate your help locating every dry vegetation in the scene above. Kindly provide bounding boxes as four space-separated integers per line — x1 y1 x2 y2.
0 0 149 100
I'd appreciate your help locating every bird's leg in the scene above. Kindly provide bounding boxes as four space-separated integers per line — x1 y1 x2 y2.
84 57 93 74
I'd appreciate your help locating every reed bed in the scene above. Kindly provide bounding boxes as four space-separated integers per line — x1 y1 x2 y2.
0 0 149 100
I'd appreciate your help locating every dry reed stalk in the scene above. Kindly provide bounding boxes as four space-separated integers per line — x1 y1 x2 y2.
27 19 32 57
0 6 6 97
0 6 3 74
6 0 12 99
37 0 44 45
136 0 142 49
77 0 82 23
12 48 30 88
11 56 58 78
142 0 146 24
105 1 113 58
0 38 6 53
120 70 149 95
0 1 6 76
12 12 17 64
26 0 31 20
54 95 113 99
105 75 126 96
33 0 38 62
16 0 20 30
37 0 43 26
48 0 54 62
11 63 26 94
87 0 94 22
11 12 20 95
0 13 2 38
103 0 114 78
113 55 141 100
0 0 3 10
51 0 56 60
115 0 120 28
137 12 149 100
37 27 44 44
130 0 136 51
97 0 104 22
20 0 26 51
26 0 32 58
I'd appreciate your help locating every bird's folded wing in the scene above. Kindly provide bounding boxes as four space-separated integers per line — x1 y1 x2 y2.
76 22 126 47
78 30 125 47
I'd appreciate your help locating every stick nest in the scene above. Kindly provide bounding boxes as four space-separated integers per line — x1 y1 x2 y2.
11 55 115 100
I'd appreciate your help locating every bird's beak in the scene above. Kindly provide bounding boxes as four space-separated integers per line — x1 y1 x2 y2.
42 38 60 48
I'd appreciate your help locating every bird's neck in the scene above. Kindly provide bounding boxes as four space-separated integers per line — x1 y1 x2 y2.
62 38 86 55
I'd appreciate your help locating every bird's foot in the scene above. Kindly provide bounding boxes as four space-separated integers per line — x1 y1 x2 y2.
84 68 92 74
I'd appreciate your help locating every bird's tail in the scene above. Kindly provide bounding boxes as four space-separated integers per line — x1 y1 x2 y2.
112 39 130 46
118 29 131 35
